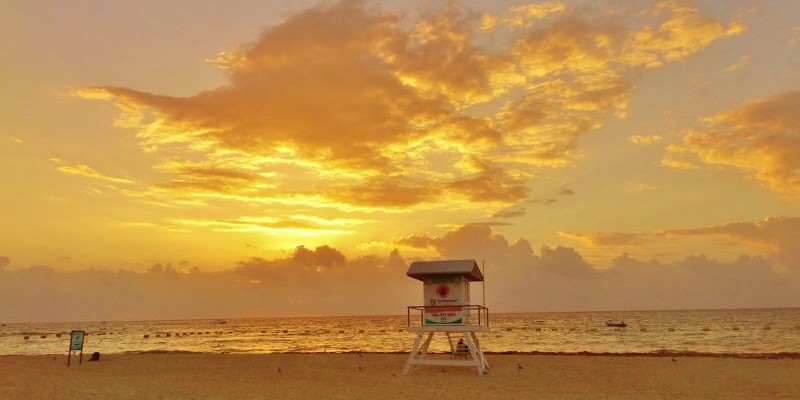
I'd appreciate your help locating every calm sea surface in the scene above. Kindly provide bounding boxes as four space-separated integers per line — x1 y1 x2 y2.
2 309 798 356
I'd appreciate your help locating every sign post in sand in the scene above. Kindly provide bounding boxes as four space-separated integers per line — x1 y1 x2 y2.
67 330 85 366
403 259 490 375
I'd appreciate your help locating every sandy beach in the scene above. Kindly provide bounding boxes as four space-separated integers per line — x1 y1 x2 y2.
1 353 798 399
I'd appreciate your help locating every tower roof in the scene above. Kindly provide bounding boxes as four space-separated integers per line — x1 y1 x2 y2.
406 259 484 282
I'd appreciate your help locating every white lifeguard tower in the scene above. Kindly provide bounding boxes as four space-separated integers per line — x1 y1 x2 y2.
403 259 490 375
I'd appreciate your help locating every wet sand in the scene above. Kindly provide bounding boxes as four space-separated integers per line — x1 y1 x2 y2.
1 353 798 399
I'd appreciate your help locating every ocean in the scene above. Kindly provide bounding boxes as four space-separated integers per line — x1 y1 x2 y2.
2 308 798 357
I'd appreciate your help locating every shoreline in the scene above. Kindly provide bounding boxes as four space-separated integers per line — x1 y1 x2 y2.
2 353 799 399
6 349 800 359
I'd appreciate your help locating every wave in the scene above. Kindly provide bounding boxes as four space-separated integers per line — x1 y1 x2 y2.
123 349 202 355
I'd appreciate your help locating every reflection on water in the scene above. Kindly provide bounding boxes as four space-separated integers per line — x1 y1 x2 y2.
1 308 798 356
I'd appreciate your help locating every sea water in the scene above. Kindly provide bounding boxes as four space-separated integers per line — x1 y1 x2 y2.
1 308 798 356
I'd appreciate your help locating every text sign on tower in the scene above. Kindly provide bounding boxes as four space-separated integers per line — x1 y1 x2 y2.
423 276 469 325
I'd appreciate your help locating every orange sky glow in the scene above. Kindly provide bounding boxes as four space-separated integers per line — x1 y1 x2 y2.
1 0 799 322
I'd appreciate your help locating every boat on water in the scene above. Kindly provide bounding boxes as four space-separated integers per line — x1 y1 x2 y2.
605 320 627 328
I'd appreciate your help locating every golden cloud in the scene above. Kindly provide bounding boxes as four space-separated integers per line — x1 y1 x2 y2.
78 1 740 214
629 134 663 145
559 231 645 247
664 91 800 197
628 182 657 192
622 1 744 68
724 54 751 73
51 159 133 184
172 215 365 236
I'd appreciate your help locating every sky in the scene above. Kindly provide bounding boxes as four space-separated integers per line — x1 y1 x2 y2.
2 0 799 322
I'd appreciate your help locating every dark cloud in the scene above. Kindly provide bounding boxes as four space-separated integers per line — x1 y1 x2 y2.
661 216 800 270
465 222 513 227
447 172 528 203
491 207 527 219
326 177 440 209
289 245 347 269
395 234 436 250
531 197 557 205
392 224 799 311
0 248 412 322
156 166 267 194
536 245 597 278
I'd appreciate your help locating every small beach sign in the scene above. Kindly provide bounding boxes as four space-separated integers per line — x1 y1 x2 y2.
67 330 85 366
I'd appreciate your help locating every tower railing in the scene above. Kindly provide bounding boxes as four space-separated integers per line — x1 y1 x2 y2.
407 305 489 330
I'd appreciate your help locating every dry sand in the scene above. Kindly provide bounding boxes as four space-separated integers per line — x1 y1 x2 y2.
1 353 798 399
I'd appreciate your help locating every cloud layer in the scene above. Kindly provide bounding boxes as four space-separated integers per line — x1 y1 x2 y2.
3 218 798 322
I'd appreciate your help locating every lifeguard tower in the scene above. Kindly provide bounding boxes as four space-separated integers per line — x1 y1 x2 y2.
403 259 490 375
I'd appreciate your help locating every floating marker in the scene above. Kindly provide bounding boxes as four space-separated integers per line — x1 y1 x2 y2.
668 327 675 332
702 327 711 332
732 326 740 331
23 336 29 340
143 334 150 339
